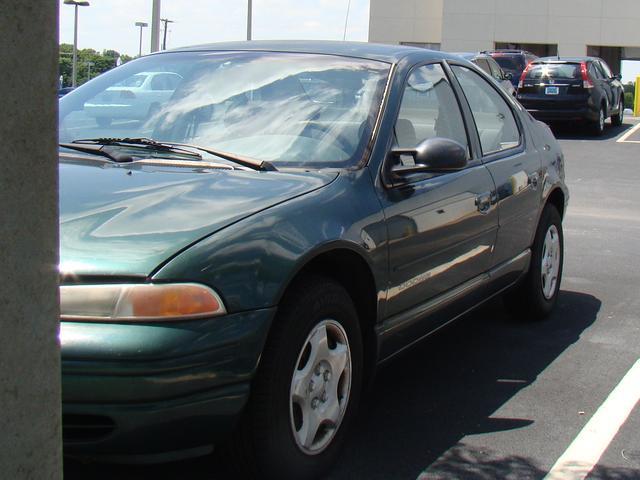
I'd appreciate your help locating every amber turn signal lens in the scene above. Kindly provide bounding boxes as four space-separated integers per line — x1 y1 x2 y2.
126 284 223 318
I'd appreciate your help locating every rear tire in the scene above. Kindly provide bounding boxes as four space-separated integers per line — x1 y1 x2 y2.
230 275 363 480
611 98 624 127
504 204 564 321
590 107 605 136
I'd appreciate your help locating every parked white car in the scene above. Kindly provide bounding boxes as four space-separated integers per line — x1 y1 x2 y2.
84 71 182 127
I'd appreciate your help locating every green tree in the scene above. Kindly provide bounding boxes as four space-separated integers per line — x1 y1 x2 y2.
58 44 133 87
623 82 635 109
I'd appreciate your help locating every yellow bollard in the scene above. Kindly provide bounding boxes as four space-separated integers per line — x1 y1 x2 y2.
635 76 640 117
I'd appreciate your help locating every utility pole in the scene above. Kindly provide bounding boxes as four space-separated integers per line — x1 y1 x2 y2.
161 18 174 50
151 0 161 53
86 61 94 82
247 0 252 41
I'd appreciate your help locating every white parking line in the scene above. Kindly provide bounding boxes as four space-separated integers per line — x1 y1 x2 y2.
543 359 640 480
616 121 640 143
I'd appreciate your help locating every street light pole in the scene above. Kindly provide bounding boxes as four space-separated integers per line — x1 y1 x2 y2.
73 4 78 85
63 0 90 88
86 61 94 81
135 22 148 57
247 0 252 41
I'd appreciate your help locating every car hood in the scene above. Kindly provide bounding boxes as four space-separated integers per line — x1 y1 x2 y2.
59 157 338 277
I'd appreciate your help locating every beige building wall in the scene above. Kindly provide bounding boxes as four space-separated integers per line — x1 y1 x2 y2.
369 0 443 46
370 0 640 57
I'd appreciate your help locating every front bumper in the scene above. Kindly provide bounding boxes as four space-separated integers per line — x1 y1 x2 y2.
61 307 276 460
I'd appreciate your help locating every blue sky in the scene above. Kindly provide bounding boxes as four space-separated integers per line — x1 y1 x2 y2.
59 0 640 83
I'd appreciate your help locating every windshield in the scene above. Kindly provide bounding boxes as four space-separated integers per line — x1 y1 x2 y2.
59 51 390 169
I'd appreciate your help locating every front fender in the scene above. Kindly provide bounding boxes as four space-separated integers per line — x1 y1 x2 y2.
151 169 388 313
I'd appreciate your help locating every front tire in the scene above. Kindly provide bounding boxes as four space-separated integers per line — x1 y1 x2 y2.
504 205 564 320
231 276 363 480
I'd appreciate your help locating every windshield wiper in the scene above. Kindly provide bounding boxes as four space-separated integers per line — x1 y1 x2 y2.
62 137 277 172
160 142 277 172
59 142 134 163
63 137 203 161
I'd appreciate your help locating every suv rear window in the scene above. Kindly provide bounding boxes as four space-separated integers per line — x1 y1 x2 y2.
492 56 525 75
526 63 580 80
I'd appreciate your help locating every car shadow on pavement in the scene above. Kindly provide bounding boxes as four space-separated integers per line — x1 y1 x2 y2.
326 290 602 480
412 443 640 480
550 121 633 141
64 290 602 480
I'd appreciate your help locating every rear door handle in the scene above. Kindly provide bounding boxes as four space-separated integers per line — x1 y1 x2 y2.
475 192 492 214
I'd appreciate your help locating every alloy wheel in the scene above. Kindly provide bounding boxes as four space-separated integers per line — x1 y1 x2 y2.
541 225 561 299
289 319 352 455
599 109 605 132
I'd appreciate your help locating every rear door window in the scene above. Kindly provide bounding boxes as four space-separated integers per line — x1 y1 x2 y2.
474 59 492 76
589 63 603 80
451 65 521 156
598 60 613 78
395 63 469 153
493 55 524 76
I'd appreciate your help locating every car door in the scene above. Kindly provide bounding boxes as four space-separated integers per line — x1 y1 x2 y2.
596 60 620 114
588 61 611 114
449 64 542 268
378 62 498 320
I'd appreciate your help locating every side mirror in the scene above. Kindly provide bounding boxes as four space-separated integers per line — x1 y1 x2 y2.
389 137 468 178
504 72 513 80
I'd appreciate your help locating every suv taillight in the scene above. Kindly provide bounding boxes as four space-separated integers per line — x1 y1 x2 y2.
581 62 594 89
518 62 533 89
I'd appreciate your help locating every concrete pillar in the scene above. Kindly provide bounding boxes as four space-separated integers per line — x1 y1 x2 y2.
0 2 62 479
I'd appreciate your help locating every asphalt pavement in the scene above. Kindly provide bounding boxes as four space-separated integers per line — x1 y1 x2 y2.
65 118 640 480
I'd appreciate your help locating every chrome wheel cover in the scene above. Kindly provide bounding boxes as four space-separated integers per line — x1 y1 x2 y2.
599 109 605 131
541 225 561 299
619 100 624 121
289 319 352 455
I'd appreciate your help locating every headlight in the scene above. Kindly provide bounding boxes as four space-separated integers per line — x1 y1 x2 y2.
60 283 226 322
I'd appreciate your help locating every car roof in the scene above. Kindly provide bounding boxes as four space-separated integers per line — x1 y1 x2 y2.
484 49 537 56
162 40 460 64
452 52 490 60
536 56 602 63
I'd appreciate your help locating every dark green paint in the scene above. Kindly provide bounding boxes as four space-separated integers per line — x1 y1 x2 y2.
59 42 568 460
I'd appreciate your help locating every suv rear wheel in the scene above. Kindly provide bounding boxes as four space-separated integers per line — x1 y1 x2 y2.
231 275 363 480
590 106 605 136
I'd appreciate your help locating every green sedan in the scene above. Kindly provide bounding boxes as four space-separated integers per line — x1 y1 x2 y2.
58 40 568 479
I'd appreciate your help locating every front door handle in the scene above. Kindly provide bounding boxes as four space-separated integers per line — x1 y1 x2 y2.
475 192 492 214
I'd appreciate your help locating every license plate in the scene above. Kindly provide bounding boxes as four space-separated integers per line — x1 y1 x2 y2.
545 86 559 95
